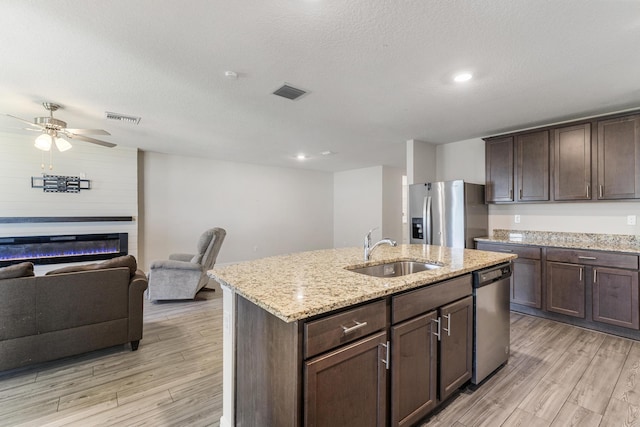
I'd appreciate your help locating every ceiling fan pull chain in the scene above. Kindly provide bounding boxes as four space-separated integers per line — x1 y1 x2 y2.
40 150 45 170
49 148 53 170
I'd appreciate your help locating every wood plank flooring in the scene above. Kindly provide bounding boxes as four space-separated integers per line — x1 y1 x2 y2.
2 289 640 426
0 288 222 427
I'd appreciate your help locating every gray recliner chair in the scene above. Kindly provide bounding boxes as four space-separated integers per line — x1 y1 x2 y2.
147 228 226 301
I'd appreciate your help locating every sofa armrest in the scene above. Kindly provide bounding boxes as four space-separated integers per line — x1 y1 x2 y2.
169 253 194 262
128 269 149 344
150 259 201 271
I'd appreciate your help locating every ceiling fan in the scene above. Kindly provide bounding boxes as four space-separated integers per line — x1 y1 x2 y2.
5 102 116 151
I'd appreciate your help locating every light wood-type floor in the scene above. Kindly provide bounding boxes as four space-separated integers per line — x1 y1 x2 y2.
0 288 223 427
2 289 640 427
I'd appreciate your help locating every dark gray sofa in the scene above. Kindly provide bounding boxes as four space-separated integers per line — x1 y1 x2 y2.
0 260 148 372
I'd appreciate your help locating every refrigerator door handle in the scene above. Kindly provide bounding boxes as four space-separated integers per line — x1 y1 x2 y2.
424 196 432 245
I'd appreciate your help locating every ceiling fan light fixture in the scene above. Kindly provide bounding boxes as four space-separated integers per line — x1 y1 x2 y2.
55 137 72 152
34 133 52 151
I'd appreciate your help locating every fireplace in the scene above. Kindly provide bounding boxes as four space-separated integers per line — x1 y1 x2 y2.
0 233 128 267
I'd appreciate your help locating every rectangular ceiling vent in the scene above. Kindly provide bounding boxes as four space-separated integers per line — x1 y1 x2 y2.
105 111 142 125
273 84 308 101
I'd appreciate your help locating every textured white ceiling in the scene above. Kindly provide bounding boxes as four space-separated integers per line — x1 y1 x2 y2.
1 0 639 172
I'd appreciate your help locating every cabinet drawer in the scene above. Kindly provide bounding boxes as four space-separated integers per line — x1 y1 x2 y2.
547 248 639 269
476 242 541 260
304 299 386 359
392 274 472 324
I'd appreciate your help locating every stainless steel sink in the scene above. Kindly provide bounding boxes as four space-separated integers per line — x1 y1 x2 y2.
347 260 442 278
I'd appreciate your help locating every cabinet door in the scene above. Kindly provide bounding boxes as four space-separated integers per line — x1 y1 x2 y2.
305 331 388 427
593 267 639 329
597 115 640 199
546 262 585 318
512 258 542 308
439 296 473 401
516 130 549 201
390 311 437 427
485 136 514 203
553 123 592 201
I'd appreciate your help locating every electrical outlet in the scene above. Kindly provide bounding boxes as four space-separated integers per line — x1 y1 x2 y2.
627 215 637 226
514 215 521 224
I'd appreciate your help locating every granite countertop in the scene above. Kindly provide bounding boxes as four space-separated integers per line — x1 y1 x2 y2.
475 229 640 254
208 245 515 323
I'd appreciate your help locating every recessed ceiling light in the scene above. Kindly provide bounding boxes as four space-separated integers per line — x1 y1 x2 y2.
296 154 308 160
453 72 473 83
224 71 238 79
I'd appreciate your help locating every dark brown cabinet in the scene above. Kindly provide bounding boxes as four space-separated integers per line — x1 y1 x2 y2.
390 312 437 427
305 331 388 427
484 110 640 204
485 136 514 202
546 248 640 328
597 114 640 199
592 267 639 329
390 275 472 427
516 130 549 201
553 123 592 201
546 261 585 318
439 296 473 400
475 242 542 309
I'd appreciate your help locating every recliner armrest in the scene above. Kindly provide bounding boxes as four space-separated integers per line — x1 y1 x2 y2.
169 253 194 262
150 259 202 271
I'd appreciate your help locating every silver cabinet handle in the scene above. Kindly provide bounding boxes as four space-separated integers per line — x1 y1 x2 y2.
594 268 597 283
341 320 367 335
379 341 390 370
586 184 590 199
509 189 513 200
442 313 451 337
519 189 523 200
578 256 597 260
579 267 583 281
499 249 513 253
433 317 441 341
599 185 603 198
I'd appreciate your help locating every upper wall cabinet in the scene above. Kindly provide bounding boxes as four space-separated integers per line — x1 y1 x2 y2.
484 111 640 204
597 115 640 200
516 130 549 202
485 131 550 203
553 123 592 201
485 136 514 203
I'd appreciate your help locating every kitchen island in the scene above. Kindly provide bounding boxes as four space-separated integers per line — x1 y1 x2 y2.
209 244 515 427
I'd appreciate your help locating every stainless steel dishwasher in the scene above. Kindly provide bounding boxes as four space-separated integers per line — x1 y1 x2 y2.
471 262 512 384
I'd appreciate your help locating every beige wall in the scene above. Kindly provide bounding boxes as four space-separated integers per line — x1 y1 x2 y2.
141 151 334 270
333 165 404 248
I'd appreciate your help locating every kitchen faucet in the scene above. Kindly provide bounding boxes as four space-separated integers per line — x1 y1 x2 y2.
364 227 397 261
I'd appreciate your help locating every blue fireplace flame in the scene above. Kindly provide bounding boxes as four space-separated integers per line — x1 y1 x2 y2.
0 233 128 266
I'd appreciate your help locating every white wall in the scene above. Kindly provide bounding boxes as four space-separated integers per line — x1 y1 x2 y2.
334 166 382 248
436 138 485 184
406 139 436 184
437 137 640 236
0 132 139 273
333 166 403 248
489 202 640 235
141 152 334 270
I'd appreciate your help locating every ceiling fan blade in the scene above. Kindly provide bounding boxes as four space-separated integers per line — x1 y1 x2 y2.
65 128 111 136
68 133 117 148
4 113 44 129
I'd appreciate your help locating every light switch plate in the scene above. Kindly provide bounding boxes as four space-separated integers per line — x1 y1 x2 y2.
514 215 521 224
628 215 637 225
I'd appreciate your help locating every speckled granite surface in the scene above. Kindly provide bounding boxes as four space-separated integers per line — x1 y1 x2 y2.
208 245 515 323
475 229 640 254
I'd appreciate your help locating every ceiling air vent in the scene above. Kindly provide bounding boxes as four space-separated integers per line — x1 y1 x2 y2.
105 111 142 125
273 84 308 101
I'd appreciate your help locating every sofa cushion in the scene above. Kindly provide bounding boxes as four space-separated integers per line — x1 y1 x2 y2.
45 255 138 277
0 262 35 280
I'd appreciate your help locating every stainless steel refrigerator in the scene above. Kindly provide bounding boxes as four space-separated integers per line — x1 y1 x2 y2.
409 180 488 248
